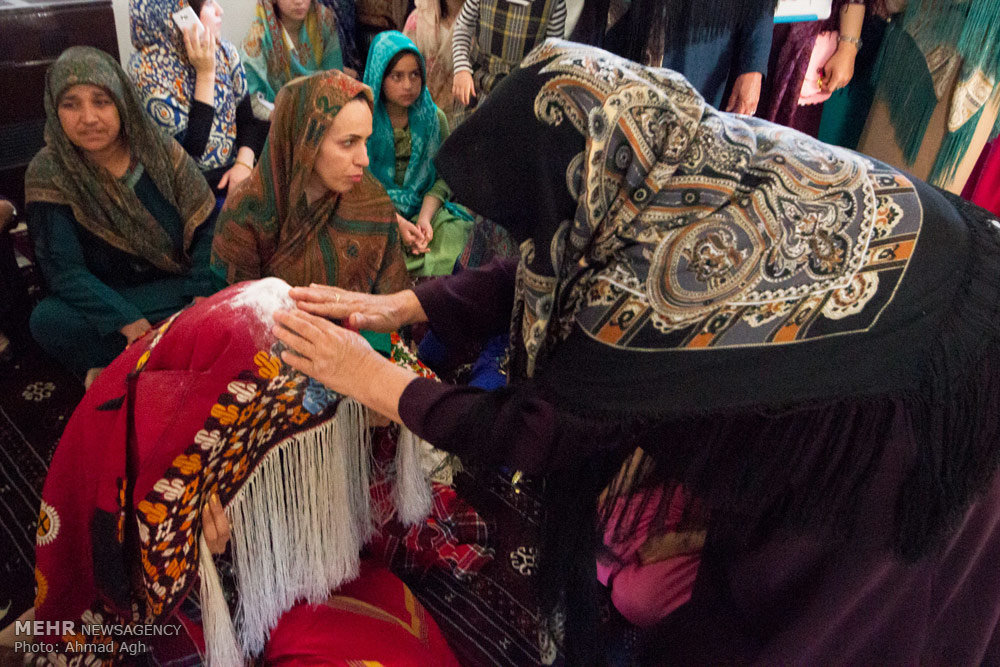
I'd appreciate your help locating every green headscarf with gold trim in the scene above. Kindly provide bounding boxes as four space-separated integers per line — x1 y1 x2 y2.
25 46 214 274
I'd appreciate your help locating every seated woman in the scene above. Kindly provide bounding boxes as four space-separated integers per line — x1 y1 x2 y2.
364 31 473 276
128 0 266 196
275 40 1000 664
25 46 216 385
240 0 355 122
211 69 408 294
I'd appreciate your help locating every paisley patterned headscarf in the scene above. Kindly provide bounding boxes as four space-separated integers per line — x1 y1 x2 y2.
438 40 1000 562
212 69 407 292
127 0 248 171
441 39 924 385
25 46 214 274
240 0 344 106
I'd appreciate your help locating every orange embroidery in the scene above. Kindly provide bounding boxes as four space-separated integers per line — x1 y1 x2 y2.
211 403 240 425
138 500 168 524
164 558 185 579
289 406 309 425
238 403 257 425
254 350 281 379
180 479 200 506
174 453 202 475
34 568 48 607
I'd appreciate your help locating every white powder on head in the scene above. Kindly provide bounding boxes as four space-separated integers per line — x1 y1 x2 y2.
227 277 296 326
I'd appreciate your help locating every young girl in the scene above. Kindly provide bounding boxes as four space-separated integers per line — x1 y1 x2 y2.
364 31 473 277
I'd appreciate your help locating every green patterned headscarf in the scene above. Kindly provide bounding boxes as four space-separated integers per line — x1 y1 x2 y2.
240 0 344 105
211 69 408 292
365 31 442 219
25 46 214 274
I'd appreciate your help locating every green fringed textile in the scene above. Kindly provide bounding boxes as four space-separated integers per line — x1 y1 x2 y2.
873 23 937 165
874 0 1000 185
929 104 985 185
953 0 1000 78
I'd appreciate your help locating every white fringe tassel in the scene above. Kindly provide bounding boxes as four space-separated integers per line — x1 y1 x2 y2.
198 534 244 667
204 399 435 660
393 426 433 526
226 399 370 656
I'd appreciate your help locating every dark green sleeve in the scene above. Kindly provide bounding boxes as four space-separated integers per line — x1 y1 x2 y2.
182 212 222 297
426 109 453 203
28 202 144 335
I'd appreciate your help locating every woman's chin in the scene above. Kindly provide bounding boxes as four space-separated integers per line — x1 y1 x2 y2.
332 181 358 195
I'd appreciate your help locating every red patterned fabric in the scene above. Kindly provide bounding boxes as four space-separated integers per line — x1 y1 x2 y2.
372 481 493 577
30 280 441 664
264 560 460 666
33 282 341 662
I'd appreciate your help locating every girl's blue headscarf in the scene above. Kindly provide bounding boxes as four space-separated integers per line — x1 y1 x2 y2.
364 31 463 220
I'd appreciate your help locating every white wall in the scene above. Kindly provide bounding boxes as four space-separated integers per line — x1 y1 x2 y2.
111 0 257 66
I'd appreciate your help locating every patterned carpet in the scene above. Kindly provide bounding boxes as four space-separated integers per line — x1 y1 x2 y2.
0 340 81 630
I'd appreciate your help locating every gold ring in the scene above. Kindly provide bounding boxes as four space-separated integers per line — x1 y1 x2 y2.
335 293 341 303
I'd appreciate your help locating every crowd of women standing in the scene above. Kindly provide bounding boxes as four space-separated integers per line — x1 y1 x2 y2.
9 0 1000 665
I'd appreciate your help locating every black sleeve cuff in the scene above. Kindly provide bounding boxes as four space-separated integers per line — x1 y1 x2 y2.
182 100 215 159
235 96 268 157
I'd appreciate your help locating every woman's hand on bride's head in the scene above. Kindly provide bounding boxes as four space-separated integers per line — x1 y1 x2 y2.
287 284 425 332
273 309 376 397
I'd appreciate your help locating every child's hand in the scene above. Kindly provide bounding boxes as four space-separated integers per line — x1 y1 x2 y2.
396 214 428 254
453 71 476 107
415 214 434 249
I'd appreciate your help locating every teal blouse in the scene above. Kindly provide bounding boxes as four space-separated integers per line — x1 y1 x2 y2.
28 165 216 335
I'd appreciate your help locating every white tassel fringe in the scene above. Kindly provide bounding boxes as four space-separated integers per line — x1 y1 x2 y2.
207 398 433 660
198 534 244 667
393 426 433 526
227 399 369 656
